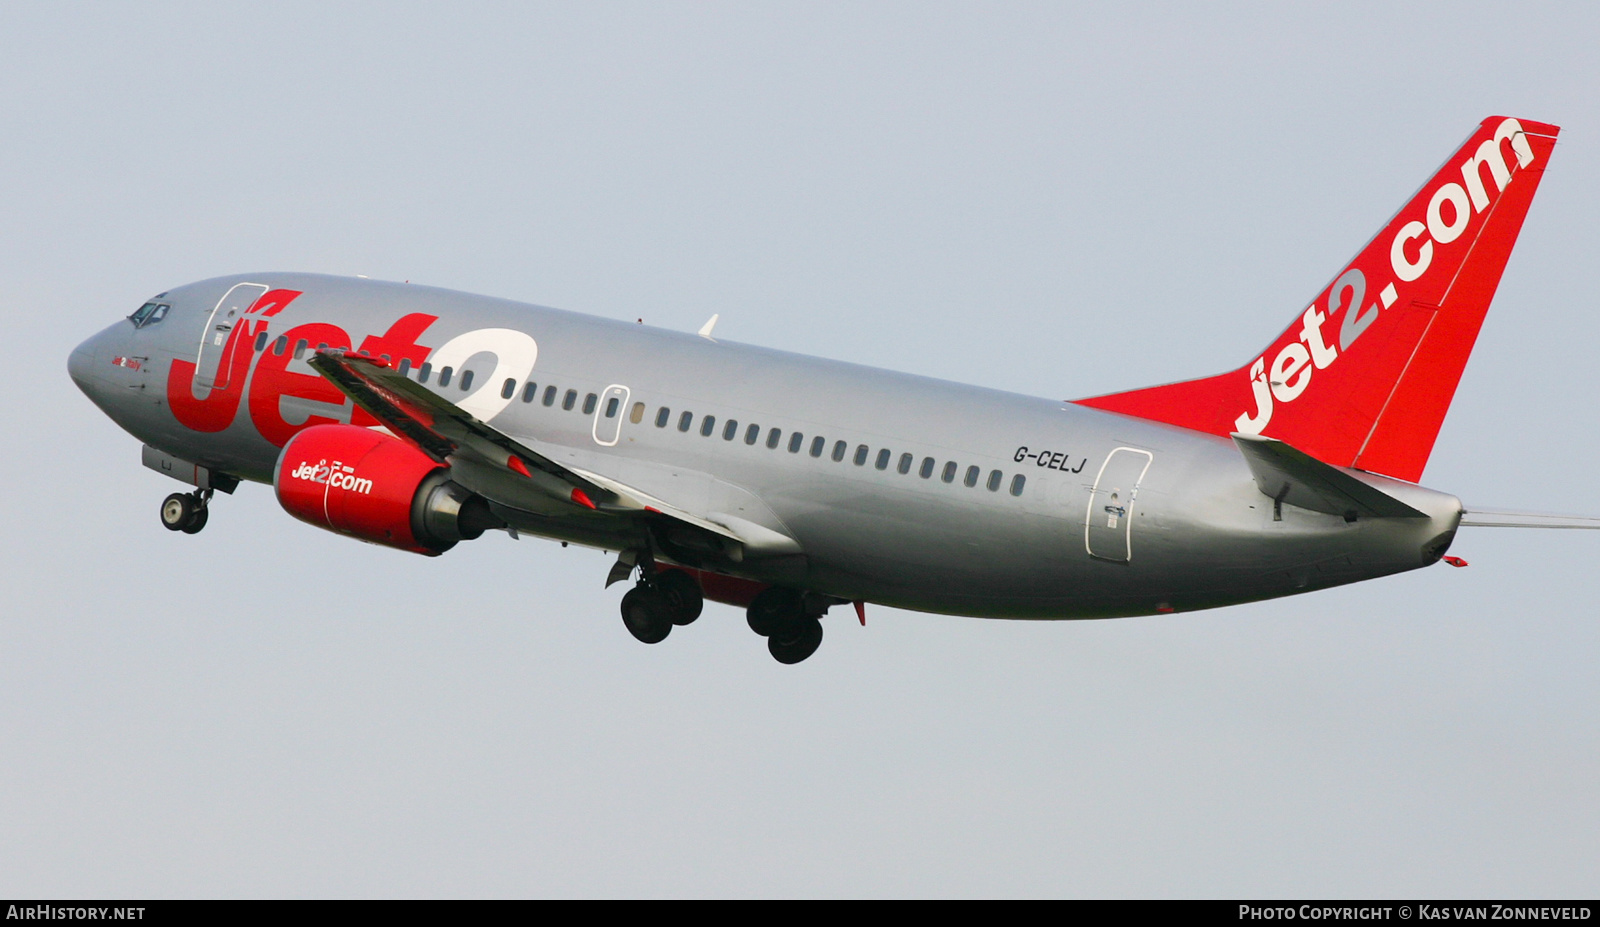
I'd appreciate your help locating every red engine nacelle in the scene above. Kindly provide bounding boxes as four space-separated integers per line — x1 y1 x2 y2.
275 424 498 555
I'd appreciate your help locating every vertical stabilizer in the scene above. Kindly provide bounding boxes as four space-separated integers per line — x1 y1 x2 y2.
1076 117 1559 483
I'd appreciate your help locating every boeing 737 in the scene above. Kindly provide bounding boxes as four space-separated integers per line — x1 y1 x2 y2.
68 116 1593 664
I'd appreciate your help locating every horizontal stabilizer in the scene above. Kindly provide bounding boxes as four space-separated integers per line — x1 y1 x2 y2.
1460 508 1600 529
1232 434 1427 519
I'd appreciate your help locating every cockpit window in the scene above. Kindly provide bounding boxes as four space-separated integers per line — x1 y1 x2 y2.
128 302 169 328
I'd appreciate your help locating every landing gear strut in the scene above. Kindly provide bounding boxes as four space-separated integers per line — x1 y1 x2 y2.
619 567 705 644
160 490 211 534
746 587 825 664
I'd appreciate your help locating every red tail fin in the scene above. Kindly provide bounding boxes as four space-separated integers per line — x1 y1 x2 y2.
1076 116 1559 483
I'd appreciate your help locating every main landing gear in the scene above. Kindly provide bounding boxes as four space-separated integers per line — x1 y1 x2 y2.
160 490 211 535
620 568 704 645
746 587 825 665
615 568 830 664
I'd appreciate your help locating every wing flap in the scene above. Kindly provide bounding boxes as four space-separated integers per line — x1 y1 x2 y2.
566 467 742 543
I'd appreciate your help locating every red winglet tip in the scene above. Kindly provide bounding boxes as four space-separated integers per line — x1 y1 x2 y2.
644 505 661 514
571 488 597 510
507 456 532 477
853 600 866 626
1442 555 1469 568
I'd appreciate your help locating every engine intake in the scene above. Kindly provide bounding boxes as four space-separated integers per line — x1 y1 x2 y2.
274 424 500 555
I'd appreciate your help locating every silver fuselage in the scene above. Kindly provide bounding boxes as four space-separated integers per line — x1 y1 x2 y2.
70 273 1462 618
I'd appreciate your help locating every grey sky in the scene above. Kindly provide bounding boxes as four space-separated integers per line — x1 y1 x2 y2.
2 2 1597 897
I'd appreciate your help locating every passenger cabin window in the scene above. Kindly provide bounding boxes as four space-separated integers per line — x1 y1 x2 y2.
941 461 957 483
274 336 288 356
459 370 474 391
583 393 598 414
1010 474 1027 497
874 449 890 470
543 386 557 406
562 390 577 410
701 415 716 437
678 411 693 432
723 419 739 441
788 432 803 453
418 361 432 383
254 331 269 352
986 469 1003 491
898 453 913 475
853 445 869 466
630 402 645 424
522 382 537 403
438 366 453 387
768 428 783 450
745 424 760 445
294 340 309 360
809 436 825 457
832 440 847 462
964 465 980 488
397 358 411 376
656 407 671 427
919 457 935 479
501 378 517 400
606 397 621 418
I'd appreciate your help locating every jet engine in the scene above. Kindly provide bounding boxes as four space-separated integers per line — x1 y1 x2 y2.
274 424 500 555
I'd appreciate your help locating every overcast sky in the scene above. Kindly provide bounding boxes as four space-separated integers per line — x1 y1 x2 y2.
3 2 1597 898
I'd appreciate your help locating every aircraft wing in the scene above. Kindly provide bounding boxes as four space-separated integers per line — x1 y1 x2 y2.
1232 433 1428 519
308 350 751 550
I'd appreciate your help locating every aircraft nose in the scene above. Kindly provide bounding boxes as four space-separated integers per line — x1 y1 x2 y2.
68 335 99 395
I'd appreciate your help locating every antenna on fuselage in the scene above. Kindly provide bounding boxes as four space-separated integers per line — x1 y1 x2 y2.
698 314 719 342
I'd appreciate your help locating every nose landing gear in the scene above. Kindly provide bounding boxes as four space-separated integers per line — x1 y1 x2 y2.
160 490 211 534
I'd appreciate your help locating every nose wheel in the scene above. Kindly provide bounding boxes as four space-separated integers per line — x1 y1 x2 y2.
160 490 211 534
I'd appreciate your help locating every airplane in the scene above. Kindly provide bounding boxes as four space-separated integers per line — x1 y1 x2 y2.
68 115 1597 665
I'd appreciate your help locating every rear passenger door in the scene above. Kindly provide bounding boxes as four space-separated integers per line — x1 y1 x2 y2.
1085 448 1152 562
